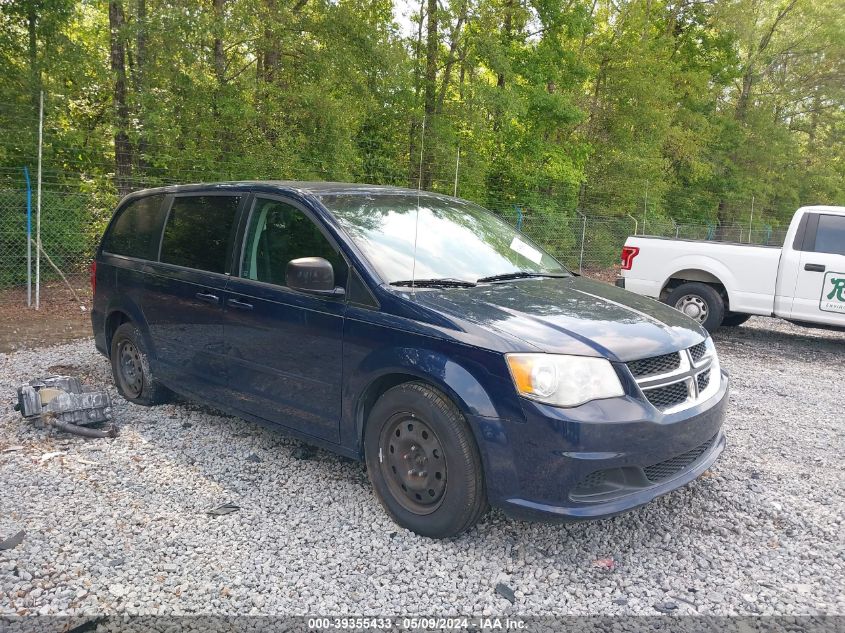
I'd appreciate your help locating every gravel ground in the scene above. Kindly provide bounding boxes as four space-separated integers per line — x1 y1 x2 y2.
0 317 843 620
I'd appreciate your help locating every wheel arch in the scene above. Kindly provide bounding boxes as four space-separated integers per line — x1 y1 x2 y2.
104 299 157 360
351 350 502 459
660 261 735 309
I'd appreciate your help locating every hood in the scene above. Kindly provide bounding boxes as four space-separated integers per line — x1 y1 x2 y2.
411 276 707 362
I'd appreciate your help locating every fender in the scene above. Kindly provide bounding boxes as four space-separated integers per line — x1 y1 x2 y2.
661 255 736 301
345 344 521 449
104 294 158 362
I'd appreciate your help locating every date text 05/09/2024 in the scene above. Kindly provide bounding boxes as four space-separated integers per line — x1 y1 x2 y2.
307 617 527 630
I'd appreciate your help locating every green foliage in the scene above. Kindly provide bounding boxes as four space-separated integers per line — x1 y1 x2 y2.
0 0 841 258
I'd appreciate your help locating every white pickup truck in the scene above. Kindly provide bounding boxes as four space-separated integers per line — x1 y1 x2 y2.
617 205 845 331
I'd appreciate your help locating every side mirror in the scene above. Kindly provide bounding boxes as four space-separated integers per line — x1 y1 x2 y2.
286 257 344 297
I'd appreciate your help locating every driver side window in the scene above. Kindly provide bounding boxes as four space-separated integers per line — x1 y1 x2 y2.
241 198 347 288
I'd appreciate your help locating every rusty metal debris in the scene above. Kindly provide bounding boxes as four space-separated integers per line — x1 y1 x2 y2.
207 503 240 517
0 530 25 551
15 375 117 438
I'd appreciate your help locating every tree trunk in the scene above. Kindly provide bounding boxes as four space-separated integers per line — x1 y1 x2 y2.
109 0 133 197
420 0 438 190
735 67 753 122
213 0 226 84
493 0 513 133
408 0 426 187
28 8 39 110
497 0 513 90
135 0 148 172
260 0 280 83
435 3 466 116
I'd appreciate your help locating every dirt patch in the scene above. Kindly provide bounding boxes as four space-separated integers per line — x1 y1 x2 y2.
0 278 93 353
581 265 620 284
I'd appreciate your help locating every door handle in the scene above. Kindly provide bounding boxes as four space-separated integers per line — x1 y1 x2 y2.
804 263 826 273
228 298 254 311
195 292 220 304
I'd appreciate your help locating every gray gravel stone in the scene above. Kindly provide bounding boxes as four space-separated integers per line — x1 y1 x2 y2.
0 317 842 617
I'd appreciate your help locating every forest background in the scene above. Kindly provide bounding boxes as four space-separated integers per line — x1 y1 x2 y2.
0 0 843 283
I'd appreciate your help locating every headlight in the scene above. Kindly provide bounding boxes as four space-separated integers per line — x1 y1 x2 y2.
505 353 625 407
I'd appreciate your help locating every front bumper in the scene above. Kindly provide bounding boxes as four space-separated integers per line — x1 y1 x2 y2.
470 369 729 521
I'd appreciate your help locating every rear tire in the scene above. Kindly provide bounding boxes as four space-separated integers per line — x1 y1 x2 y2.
721 312 751 327
364 382 487 538
665 282 725 332
110 322 170 406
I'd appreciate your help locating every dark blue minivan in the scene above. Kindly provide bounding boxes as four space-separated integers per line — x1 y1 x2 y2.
92 182 728 537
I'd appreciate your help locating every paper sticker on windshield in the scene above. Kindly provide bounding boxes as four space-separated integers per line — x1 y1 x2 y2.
820 272 845 314
510 237 543 264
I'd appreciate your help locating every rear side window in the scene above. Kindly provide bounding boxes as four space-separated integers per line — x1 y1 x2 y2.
160 195 241 273
813 214 845 256
102 195 166 260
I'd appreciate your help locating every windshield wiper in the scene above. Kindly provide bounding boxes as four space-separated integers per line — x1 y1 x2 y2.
476 271 569 283
389 278 477 288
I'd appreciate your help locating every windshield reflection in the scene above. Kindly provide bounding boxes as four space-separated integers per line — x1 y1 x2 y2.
320 193 568 285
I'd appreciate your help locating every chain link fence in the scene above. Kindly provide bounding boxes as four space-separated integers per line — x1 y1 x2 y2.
0 188 99 294
0 185 790 300
488 204 787 274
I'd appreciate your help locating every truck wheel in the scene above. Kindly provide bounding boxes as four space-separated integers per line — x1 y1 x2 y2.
364 382 487 538
721 312 751 327
110 322 171 406
665 283 724 331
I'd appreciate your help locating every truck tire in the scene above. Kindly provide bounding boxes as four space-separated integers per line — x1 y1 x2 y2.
665 282 725 332
721 312 751 327
364 381 487 538
110 322 171 405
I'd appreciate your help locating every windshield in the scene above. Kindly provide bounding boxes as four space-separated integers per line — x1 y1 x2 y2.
320 193 568 285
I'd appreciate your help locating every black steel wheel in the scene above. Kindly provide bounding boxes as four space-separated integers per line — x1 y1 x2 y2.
117 339 144 399
380 414 447 515
109 322 171 406
365 381 487 538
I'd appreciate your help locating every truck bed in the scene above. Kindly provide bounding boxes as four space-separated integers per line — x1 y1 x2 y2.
622 235 783 316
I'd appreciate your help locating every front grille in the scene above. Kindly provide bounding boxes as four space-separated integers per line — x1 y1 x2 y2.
643 435 717 483
626 352 680 378
697 369 711 392
644 381 690 410
627 341 717 414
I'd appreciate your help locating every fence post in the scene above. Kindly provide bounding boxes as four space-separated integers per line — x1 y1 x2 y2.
748 195 754 244
453 146 460 197
35 90 43 310
578 211 586 274
23 167 32 307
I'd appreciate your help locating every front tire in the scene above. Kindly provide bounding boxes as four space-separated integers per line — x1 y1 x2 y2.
721 312 751 327
665 282 725 332
110 322 170 406
364 382 487 538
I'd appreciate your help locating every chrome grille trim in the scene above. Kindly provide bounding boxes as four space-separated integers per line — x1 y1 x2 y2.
628 341 719 413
